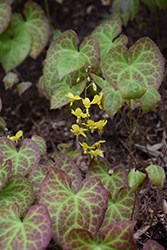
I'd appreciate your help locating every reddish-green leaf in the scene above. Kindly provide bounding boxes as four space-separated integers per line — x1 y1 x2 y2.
0 14 31 72
86 157 129 199
102 37 164 110
0 137 40 176
3 72 19 89
28 164 48 204
118 79 146 100
142 239 165 250
101 188 139 229
0 0 11 35
146 164 165 190
128 168 146 192
31 135 47 156
17 81 32 95
0 175 34 216
64 221 137 250
102 86 124 119
0 203 52 250
23 0 50 59
39 167 108 247
0 152 12 190
53 154 82 194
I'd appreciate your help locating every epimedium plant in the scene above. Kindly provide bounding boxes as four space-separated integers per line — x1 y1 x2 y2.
0 8 166 250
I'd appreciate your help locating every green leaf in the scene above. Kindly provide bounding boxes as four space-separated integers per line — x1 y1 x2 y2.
0 117 6 130
91 74 111 89
91 18 128 72
142 0 158 12
23 0 50 59
0 14 31 72
128 168 146 192
156 0 167 9
86 157 129 199
53 29 62 40
118 79 146 100
142 239 165 250
121 0 140 20
0 152 12 190
64 221 137 250
39 167 108 247
0 137 40 176
146 164 165 190
3 72 19 89
31 135 47 156
0 0 11 35
0 203 52 250
102 86 124 119
17 81 32 95
136 87 161 113
0 175 34 216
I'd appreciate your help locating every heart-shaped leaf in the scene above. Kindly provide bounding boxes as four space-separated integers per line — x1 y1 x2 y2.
0 175 34 216
146 164 165 190
0 0 11 35
91 18 128 72
102 86 124 119
0 203 52 250
39 167 108 247
101 188 139 229
64 221 137 250
3 72 19 89
53 154 82 194
0 137 40 176
86 157 129 199
17 81 32 95
102 37 164 102
128 168 146 192
118 79 146 100
142 239 165 250
31 135 47 156
136 87 161 114
23 0 50 59
0 152 12 190
0 13 31 72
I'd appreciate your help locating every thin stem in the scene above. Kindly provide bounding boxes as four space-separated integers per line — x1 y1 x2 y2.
119 108 129 131
150 189 167 228
44 0 53 41
128 100 132 172
78 153 85 169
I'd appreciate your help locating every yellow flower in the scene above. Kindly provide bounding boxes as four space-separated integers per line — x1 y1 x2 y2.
94 120 107 134
91 92 103 109
82 97 91 112
66 92 81 106
70 124 87 140
79 142 95 154
88 149 104 160
93 140 106 148
82 120 96 133
92 82 97 91
7 130 23 144
71 108 88 123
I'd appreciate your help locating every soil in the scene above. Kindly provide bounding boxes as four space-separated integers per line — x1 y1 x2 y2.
0 0 167 249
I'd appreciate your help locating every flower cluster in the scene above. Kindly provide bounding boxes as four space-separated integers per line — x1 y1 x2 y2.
66 92 107 160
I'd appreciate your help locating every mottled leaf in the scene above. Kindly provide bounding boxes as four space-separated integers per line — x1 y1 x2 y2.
86 157 128 198
0 0 11 35
64 221 137 250
0 175 34 216
53 154 82 194
17 81 32 95
0 137 40 176
118 79 146 100
28 164 48 204
31 135 47 156
0 152 12 190
102 86 124 119
0 14 31 72
146 164 165 190
3 72 19 89
128 168 146 192
0 203 52 250
142 239 165 250
24 0 50 59
39 167 108 247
